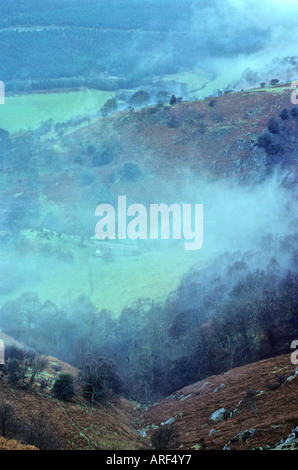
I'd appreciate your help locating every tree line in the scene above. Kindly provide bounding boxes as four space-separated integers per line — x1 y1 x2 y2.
0 234 297 403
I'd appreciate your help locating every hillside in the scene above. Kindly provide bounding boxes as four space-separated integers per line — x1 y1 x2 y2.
0 335 144 450
0 82 297 407
0 0 297 456
143 353 298 451
1 82 296 313
1 332 297 451
3 83 297 223
58 82 298 185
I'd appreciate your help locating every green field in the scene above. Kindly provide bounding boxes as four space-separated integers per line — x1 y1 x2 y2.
43 248 203 314
158 69 239 100
1 238 205 315
0 88 114 133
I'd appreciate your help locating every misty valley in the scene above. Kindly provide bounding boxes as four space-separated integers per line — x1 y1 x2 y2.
0 0 297 453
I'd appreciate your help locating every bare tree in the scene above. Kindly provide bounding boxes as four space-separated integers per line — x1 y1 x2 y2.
78 355 120 406
0 402 18 438
21 414 62 450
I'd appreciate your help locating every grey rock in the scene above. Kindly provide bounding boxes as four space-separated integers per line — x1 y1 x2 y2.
210 407 227 422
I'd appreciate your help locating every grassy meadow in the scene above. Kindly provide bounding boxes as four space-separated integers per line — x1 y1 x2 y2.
1 229 205 315
0 88 114 133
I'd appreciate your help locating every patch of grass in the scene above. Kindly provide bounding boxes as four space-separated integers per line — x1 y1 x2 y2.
156 70 230 100
89 427 140 450
0 89 114 133
0 232 205 315
246 85 292 95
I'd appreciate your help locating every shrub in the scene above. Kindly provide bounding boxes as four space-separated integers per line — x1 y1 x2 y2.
5 346 46 390
208 99 216 107
0 403 18 438
39 379 48 392
92 146 114 167
279 108 289 120
266 143 283 156
270 79 279 86
52 373 75 401
243 388 259 416
156 91 170 106
151 425 179 450
266 374 286 391
275 374 286 385
266 381 279 391
121 162 142 180
27 356 48 389
267 117 279 134
6 358 24 387
257 132 284 161
79 356 120 406
289 106 298 117
130 90 150 108
169 95 177 105
101 97 117 117
21 415 62 450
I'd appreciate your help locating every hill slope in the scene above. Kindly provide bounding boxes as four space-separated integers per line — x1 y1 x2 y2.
58 82 298 186
143 353 298 450
0 334 143 450
1 344 297 450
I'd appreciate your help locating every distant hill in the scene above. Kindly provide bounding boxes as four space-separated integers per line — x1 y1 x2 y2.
0 0 196 92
